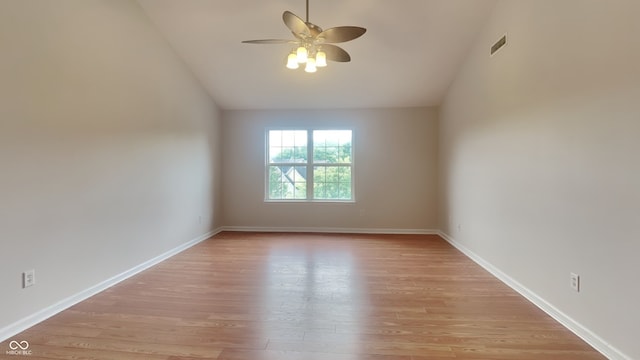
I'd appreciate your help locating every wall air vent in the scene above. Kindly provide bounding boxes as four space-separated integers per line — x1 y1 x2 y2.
491 34 507 56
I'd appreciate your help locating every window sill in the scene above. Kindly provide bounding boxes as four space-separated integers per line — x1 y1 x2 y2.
264 199 355 204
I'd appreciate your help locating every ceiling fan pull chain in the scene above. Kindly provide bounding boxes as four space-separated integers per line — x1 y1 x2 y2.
306 0 309 23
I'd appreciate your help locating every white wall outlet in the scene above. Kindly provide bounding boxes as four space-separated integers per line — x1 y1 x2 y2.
570 272 580 292
23 269 35 288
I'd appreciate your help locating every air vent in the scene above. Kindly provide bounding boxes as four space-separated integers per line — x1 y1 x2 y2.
491 34 507 56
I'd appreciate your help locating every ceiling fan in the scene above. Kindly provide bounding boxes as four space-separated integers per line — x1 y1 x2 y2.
242 0 366 73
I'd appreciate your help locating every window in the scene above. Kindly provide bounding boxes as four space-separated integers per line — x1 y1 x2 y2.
267 129 353 201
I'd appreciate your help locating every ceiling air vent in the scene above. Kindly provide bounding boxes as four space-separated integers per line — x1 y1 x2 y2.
491 34 507 56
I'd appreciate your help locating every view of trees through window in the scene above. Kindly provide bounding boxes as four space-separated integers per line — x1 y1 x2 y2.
267 129 352 200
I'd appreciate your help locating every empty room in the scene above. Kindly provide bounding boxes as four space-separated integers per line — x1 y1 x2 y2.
1 0 638 359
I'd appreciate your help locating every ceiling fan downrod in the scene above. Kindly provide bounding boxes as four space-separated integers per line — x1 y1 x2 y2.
306 0 309 23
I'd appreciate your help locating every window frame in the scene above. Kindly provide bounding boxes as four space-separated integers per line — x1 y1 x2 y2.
265 127 355 203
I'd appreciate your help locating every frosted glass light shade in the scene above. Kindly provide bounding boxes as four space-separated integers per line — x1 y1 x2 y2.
286 53 299 69
305 57 317 73
296 46 308 63
316 51 327 67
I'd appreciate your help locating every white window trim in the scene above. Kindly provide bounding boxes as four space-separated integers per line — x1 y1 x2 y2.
265 127 355 203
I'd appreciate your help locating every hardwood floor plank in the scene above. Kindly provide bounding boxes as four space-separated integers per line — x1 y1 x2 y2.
1 232 605 359
37 334 223 358
216 348 414 360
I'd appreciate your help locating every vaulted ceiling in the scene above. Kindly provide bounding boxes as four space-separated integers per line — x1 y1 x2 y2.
137 0 497 110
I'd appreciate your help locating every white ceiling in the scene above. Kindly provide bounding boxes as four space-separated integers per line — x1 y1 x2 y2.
137 0 497 110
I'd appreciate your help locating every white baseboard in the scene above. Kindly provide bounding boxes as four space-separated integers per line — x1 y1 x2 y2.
221 226 439 235
437 231 630 360
0 228 222 343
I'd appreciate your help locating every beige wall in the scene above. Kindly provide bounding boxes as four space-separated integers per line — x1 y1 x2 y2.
438 1 640 358
222 108 438 232
4 1 635 358
0 0 222 333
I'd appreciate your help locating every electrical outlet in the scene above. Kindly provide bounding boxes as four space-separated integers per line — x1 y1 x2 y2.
570 272 580 292
23 269 35 288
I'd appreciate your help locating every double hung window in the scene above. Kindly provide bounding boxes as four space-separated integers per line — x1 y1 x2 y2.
267 129 353 201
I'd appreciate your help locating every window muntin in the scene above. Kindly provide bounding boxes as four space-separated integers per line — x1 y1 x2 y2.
267 129 352 201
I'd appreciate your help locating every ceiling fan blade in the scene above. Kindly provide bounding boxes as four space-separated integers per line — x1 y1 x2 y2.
321 44 351 62
242 39 297 44
283 11 311 38
317 26 366 43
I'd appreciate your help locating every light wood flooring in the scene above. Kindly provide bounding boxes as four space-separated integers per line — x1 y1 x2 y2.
2 232 606 359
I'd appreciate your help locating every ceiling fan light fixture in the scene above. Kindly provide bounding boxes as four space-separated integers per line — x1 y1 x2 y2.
286 53 299 69
296 46 308 63
315 50 327 67
242 0 366 73
305 57 317 73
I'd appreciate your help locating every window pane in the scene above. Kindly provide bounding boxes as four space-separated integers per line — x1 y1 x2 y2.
338 145 351 163
290 165 307 199
269 130 307 163
314 166 326 182
313 165 351 200
339 166 352 199
339 182 352 199
340 166 351 182
313 130 351 164
268 165 307 200
268 166 284 199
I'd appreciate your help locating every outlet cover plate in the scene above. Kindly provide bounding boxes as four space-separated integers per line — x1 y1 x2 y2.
23 269 35 288
570 272 580 292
